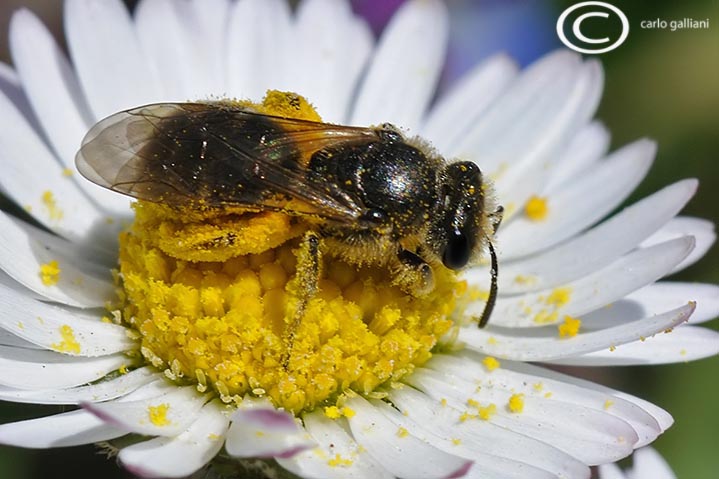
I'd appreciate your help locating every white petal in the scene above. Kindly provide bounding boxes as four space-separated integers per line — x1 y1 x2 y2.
0 409 127 448
387 386 589 478
82 385 208 436
345 395 471 479
0 283 135 356
555 325 719 366
641 216 716 274
189 0 231 95
495 180 697 294
134 0 200 101
350 0 448 132
0 367 158 404
476 237 695 328
225 398 315 458
0 347 131 389
407 368 637 465
581 282 719 328
0 329 42 349
629 447 677 479
0 270 43 300
427 352 662 448
447 51 577 164
459 303 694 362
498 139 655 260
119 400 229 479
0 62 39 130
492 60 604 223
543 121 610 192
500 360 673 433
135 0 231 101
422 54 519 153
0 93 111 244
0 210 115 308
277 411 394 479
292 0 373 123
8 9 132 216
64 0 163 119
225 0 294 101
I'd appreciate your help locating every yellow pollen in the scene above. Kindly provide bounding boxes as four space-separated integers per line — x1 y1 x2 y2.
507 394 525 413
148 403 171 426
482 356 500 372
533 309 558 324
51 324 81 354
544 392 553 398
513 274 537 285
119 364 129 375
323 405 356 419
62 168 74 177
533 382 543 392
41 190 63 221
604 399 614 410
323 406 341 419
558 316 581 338
486 336 498 345
459 411 474 422
440 398 448 407
451 438 462 445
524 196 549 221
328 454 353 467
396 426 409 438
478 403 497 420
546 287 572 307
115 92 462 415
39 260 61 286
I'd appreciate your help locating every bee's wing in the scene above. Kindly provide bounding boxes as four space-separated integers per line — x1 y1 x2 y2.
76 102 379 223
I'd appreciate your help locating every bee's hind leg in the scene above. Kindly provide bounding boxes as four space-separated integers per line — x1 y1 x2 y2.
392 248 435 297
283 231 321 369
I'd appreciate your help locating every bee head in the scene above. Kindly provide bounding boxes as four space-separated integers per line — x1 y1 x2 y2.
432 161 500 270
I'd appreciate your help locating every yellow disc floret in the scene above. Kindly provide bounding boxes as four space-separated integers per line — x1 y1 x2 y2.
116 91 462 414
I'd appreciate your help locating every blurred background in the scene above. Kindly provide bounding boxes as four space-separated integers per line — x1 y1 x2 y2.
0 0 716 477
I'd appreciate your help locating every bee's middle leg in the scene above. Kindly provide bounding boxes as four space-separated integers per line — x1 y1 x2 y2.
283 231 321 369
393 248 434 296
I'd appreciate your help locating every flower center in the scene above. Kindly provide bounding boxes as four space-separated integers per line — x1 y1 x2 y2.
116 92 463 414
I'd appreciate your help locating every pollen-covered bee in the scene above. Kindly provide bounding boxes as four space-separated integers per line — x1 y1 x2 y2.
76 96 503 328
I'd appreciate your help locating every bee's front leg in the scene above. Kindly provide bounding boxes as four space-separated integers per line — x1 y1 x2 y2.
283 231 321 369
392 248 435 296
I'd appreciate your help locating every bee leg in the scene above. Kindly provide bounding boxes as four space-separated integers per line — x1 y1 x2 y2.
283 231 321 370
393 248 434 296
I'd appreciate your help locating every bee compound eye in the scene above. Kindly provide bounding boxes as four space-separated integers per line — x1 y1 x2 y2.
442 231 471 270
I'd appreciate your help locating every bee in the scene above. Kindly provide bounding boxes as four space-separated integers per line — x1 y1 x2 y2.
76 99 503 330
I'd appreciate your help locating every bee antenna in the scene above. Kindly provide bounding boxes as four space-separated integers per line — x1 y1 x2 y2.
477 241 498 328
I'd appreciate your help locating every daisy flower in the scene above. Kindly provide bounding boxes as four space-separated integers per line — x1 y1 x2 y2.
0 1 717 478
